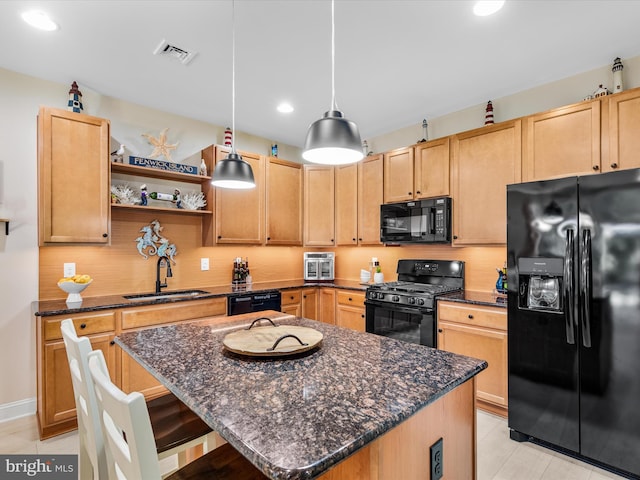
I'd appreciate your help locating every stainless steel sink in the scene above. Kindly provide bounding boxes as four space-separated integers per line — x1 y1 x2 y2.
123 289 210 302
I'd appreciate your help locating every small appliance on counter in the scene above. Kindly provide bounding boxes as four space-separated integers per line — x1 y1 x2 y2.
304 252 334 281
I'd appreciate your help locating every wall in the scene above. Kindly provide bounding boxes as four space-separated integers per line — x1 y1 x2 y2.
2 53 640 419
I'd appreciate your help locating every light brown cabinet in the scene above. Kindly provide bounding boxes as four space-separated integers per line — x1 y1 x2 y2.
304 165 335 246
266 157 303 245
281 288 319 320
302 288 319 320
523 100 601 182
451 120 522 245
319 288 336 324
357 154 384 245
281 289 303 317
414 138 450 198
38 106 110 245
335 163 358 245
214 146 265 244
335 290 366 332
437 301 507 416
605 88 640 172
36 297 226 439
383 147 414 203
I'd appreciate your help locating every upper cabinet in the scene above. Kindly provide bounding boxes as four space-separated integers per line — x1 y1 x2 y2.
414 138 450 198
451 120 522 245
304 165 335 246
214 146 265 244
335 163 358 246
357 154 384 245
266 157 303 245
383 147 414 203
523 100 601 182
38 107 111 245
605 87 640 172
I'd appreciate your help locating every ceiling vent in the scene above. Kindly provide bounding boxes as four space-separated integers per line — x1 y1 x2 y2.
153 39 197 65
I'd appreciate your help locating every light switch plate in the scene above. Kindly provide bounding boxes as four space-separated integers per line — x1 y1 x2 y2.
63 262 76 277
200 258 209 271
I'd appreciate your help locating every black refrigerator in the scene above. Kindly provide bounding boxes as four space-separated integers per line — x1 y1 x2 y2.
507 169 640 479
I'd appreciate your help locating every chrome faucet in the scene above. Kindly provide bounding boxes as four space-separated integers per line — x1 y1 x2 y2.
155 256 173 293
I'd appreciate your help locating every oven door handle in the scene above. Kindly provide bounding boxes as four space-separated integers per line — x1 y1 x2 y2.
365 301 432 315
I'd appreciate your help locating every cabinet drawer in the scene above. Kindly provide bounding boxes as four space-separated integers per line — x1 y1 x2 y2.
44 311 116 341
336 291 365 308
121 298 226 330
438 302 506 331
282 290 301 306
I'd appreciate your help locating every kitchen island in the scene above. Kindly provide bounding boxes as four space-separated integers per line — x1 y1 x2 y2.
116 311 487 480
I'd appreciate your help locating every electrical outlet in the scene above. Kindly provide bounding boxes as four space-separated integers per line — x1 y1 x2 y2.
63 262 76 278
430 437 443 480
200 258 209 271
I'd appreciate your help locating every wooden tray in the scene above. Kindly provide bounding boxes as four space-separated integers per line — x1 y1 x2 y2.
223 322 323 357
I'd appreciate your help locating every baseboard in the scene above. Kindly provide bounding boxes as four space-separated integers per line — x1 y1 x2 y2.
0 398 37 423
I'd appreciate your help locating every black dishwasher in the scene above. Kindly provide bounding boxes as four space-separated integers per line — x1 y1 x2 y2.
227 291 282 316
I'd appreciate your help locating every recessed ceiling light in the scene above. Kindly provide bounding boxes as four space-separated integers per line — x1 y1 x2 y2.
277 103 294 113
473 0 505 16
21 10 59 31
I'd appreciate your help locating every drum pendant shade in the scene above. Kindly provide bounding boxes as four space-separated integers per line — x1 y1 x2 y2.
211 152 255 189
303 110 363 165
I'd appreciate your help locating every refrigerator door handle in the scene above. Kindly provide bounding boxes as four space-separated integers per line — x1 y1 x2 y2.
564 228 575 345
581 229 592 348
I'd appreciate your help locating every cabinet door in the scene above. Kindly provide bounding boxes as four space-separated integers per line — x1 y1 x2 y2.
438 321 507 409
451 120 521 245
120 348 167 399
38 106 110 245
414 138 450 198
335 164 358 245
383 147 414 203
358 154 383 245
266 157 302 245
43 333 116 428
304 165 335 246
523 100 601 181
215 147 264 244
336 305 366 332
606 88 640 172
319 288 336 324
282 289 302 317
302 288 319 320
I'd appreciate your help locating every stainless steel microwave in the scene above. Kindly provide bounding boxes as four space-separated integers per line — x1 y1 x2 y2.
380 197 452 244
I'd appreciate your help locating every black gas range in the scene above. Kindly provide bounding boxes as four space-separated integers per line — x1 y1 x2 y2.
365 259 464 347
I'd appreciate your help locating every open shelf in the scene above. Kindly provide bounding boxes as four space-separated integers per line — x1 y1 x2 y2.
111 162 211 184
111 203 212 216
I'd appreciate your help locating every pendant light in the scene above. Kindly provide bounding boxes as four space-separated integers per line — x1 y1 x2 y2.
212 0 255 189
302 0 363 165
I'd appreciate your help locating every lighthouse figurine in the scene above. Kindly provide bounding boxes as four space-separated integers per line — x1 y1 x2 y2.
67 81 83 113
612 57 624 94
224 127 232 147
484 101 494 125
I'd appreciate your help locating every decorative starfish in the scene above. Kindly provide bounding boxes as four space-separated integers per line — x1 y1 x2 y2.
142 128 179 161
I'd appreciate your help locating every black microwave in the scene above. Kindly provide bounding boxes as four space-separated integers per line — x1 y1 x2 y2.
380 197 452 244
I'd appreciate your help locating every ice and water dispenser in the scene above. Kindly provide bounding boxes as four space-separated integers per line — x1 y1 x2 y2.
517 257 564 312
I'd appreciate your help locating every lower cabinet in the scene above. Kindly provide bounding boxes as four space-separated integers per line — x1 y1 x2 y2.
319 288 336 324
335 291 366 332
281 289 303 317
36 297 227 439
437 301 508 416
280 288 319 320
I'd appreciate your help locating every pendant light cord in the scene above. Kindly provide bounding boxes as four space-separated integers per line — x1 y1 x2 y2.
331 0 337 112
231 0 237 154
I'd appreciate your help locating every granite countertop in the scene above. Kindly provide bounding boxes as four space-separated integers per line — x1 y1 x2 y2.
115 311 487 480
439 290 508 308
33 279 367 317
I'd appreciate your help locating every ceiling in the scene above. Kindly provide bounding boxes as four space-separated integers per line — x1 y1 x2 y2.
2 0 640 149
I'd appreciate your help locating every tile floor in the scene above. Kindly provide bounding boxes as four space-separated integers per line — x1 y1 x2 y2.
0 411 629 479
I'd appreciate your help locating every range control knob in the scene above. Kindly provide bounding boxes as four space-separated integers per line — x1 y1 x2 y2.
416 298 425 306
408 297 416 305
392 295 400 302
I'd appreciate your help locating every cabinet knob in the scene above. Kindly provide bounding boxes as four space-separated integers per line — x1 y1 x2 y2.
592 165 600 171
331 239 334 243
303 295 307 299
267 237 271 240
80 323 87 329
358 238 362 241
361 314 365 318
110 340 115 345
453 235 458 239
468 314 474 319
438 329 443 333
217 235 222 239
416 190 421 195
290 295 294 299
352 238 356 242
611 162 618 169
348 297 352 301
102 233 108 238
408 192 412 195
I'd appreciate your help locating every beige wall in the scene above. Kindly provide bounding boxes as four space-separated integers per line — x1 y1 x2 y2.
2 53 640 419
